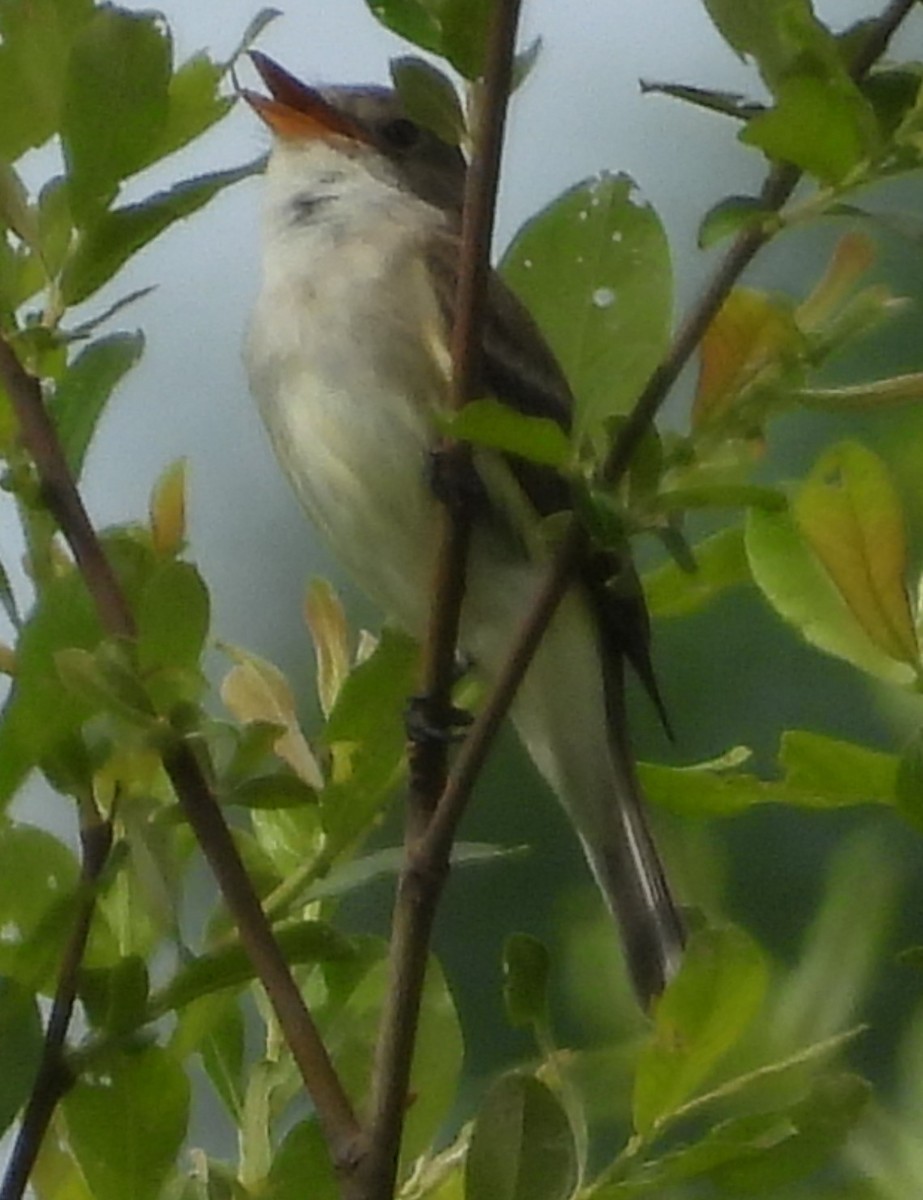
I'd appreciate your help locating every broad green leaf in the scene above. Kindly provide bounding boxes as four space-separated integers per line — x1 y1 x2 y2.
172 992 245 1120
50 333 144 477
226 773 318 810
0 566 102 801
146 53 232 166
0 976 42 1136
401 956 464 1171
771 834 896 1052
896 730 923 834
55 644 155 725
136 560 210 677
64 1044 189 1200
698 195 772 249
503 933 550 1028
59 158 262 305
390 56 465 145
78 956 149 1034
37 175 73 279
266 1120 338 1200
466 1073 578 1200
304 579 350 720
304 842 524 904
780 730 897 806
644 526 751 620
709 1073 870 1194
0 158 37 245
441 0 493 80
745 506 915 686
633 926 768 1135
741 73 876 184
445 397 572 467
601 1072 869 1197
62 9 172 222
151 921 354 1017
638 757 795 817
0 0 95 161
366 0 444 54
321 627 418 850
793 442 918 669
503 173 672 438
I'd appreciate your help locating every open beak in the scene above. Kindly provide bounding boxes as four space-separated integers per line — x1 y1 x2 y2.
243 52 369 144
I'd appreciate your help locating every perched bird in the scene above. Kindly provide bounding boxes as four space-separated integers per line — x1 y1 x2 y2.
244 53 685 1007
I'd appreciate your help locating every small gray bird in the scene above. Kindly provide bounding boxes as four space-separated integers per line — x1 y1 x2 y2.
244 53 685 1008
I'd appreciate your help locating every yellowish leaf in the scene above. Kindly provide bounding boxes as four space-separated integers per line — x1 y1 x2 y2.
694 287 798 427
796 232 875 332
303 579 350 720
794 442 919 668
220 647 324 788
149 459 186 557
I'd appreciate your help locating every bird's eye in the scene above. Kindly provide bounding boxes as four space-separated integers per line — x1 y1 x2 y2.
380 117 420 150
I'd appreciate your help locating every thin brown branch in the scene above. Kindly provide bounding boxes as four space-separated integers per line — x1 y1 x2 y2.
364 5 524 1198
0 815 112 1200
416 0 917 876
0 336 363 1189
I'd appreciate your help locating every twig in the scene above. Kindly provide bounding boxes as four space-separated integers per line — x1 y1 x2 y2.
0 814 112 1200
0 336 364 1190
363 4 524 1198
416 0 918 884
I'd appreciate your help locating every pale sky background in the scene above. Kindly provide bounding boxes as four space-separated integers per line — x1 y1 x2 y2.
7 0 912 662
57 0 918 666
4 0 921 822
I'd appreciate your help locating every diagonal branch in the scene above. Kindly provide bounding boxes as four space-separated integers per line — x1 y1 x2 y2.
364 4 524 1198
0 812 112 1200
416 0 918 873
0 335 364 1189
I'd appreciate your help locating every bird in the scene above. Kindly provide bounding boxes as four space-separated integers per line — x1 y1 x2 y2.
243 52 685 1008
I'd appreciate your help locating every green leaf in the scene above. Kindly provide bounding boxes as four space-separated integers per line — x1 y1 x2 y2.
366 0 444 54
793 442 918 669
55 645 155 725
639 79 764 121
0 0 95 161
63 1044 189 1200
793 373 923 412
402 956 464 1170
698 195 772 249
503 934 550 1028
741 74 875 184
0 822 102 990
503 173 672 438
633 926 768 1135
390 56 465 145
0 976 42 1136
50 333 144 477
654 483 784 514
445 397 572 467
60 158 263 305
151 921 354 1017
170 991 244 1119
780 730 897 806
266 1121 338 1200
0 158 37 246
441 0 493 79
643 526 751 620
78 956 150 1034
136 560 210 676
896 730 923 834
304 842 524 904
466 1073 578 1200
147 53 232 165
62 9 172 222
604 1072 869 1197
745 506 915 686
321 627 418 850
226 773 318 810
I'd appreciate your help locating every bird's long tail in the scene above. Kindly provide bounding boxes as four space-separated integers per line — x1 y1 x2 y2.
487 586 685 1009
